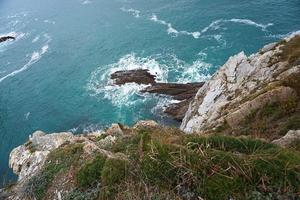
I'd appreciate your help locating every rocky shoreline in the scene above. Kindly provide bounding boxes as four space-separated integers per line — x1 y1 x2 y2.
1 32 300 200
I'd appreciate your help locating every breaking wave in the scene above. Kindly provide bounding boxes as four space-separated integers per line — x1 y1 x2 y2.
87 53 212 107
150 14 201 39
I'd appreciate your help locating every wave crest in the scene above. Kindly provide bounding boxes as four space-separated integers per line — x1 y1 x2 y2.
150 14 200 39
87 53 213 107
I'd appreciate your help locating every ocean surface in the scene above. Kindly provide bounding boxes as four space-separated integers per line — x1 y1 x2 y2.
0 0 299 185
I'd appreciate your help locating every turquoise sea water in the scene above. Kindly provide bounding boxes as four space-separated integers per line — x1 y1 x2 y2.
0 0 299 184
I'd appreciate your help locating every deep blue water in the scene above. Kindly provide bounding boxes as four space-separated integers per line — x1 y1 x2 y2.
0 0 299 185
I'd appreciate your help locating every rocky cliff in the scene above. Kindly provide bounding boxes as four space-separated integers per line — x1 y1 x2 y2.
181 32 300 141
1 33 300 200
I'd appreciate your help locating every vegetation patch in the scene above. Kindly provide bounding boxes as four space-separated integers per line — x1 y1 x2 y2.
76 154 107 188
100 157 129 198
237 98 299 140
24 143 84 200
184 134 277 154
278 36 300 67
20 127 300 200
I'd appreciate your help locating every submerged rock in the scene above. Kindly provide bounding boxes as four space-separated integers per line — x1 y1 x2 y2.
0 36 15 43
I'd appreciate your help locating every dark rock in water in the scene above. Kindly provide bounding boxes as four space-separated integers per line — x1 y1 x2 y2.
164 100 190 121
110 69 156 85
141 82 204 100
141 82 204 121
0 36 15 43
109 69 204 121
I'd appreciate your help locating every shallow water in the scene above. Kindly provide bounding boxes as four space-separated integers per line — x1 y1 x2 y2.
0 0 299 184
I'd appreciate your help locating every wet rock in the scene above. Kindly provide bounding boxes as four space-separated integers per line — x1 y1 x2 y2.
164 100 190 121
0 36 15 43
141 83 204 121
109 69 204 121
110 69 156 85
141 82 204 100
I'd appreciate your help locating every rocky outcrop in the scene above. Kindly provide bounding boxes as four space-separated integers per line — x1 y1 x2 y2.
142 82 204 100
142 82 204 121
110 69 204 121
181 33 300 136
9 131 75 181
272 130 300 147
0 36 15 43
110 69 156 85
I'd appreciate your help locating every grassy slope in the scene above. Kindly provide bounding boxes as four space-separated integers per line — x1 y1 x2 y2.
23 126 300 200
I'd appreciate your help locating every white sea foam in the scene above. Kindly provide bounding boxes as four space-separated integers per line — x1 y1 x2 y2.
0 32 27 52
69 123 105 134
87 54 169 107
7 12 28 19
43 20 56 25
177 60 212 83
87 53 213 107
24 112 30 120
81 0 92 5
0 39 50 83
121 8 141 18
32 35 40 43
150 14 200 39
201 18 273 34
0 31 26 41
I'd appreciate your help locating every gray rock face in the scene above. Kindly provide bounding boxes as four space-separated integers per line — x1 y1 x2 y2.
272 130 300 147
9 131 76 181
5 123 132 200
181 33 300 133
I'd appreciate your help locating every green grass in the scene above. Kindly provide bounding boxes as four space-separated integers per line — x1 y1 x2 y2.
184 134 277 154
280 114 300 135
76 154 107 188
23 128 300 200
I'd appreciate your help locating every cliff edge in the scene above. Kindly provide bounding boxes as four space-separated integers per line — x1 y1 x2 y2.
181 32 300 141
